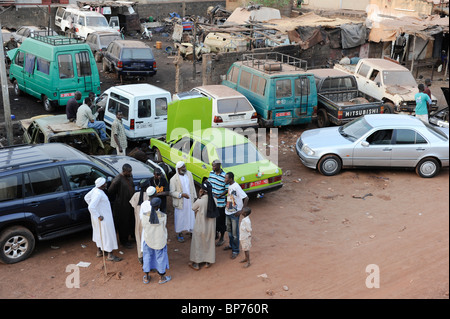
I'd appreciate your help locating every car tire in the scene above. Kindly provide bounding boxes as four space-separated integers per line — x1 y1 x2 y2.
383 102 395 114
317 154 342 176
317 108 329 128
13 80 22 96
0 226 35 264
416 157 440 178
42 95 55 112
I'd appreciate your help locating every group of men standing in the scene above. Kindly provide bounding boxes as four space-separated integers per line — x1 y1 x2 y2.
84 157 252 285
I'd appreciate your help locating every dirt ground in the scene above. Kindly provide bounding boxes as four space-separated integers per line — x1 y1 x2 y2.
0 33 448 301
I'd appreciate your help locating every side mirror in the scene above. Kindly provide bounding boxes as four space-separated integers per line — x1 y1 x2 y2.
361 141 369 147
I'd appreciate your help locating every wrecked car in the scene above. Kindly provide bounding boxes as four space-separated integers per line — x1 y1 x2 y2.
335 58 438 114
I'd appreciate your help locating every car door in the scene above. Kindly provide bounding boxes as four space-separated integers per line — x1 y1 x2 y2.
153 96 168 136
23 53 36 94
75 50 94 92
187 140 211 183
352 129 394 167
62 164 109 224
57 52 77 98
390 129 429 167
135 97 154 138
22 166 72 236
294 76 310 116
170 136 194 166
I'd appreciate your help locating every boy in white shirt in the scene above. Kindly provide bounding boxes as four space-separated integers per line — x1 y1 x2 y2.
239 207 252 268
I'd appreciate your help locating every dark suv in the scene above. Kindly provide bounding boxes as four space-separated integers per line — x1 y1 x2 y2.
102 40 157 81
0 143 159 264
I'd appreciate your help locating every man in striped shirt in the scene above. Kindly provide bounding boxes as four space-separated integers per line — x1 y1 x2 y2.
208 159 228 246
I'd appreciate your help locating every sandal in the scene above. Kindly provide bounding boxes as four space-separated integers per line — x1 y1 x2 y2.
107 255 122 262
159 275 172 284
143 275 150 284
189 262 200 271
177 234 185 243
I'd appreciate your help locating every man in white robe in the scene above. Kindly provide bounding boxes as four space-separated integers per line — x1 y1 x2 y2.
169 161 197 242
84 177 122 262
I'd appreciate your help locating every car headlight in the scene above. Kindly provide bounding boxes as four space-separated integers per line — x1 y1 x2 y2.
301 144 315 156
400 101 408 106
431 100 437 106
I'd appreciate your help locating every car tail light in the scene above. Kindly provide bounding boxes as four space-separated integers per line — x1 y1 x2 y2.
153 61 156 69
337 110 343 120
268 175 282 183
251 112 258 119
53 92 57 97
214 116 223 123
380 105 384 114
130 119 135 130
117 60 123 68
312 105 317 117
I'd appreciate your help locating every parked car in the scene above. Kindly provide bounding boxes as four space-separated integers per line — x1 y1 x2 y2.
150 127 283 194
334 58 438 114
295 114 449 178
308 68 384 127
429 87 449 128
55 6 119 39
100 83 171 142
20 114 112 155
222 52 317 127
12 26 58 43
8 35 101 112
102 40 157 81
181 85 258 129
85 31 121 62
0 143 159 264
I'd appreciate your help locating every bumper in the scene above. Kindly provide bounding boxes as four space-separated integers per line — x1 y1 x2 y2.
295 141 319 169
117 69 157 76
244 182 283 195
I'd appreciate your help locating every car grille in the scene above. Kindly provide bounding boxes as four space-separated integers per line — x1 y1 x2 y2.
297 139 303 150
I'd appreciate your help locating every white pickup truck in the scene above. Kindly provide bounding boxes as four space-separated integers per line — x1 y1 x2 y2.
334 58 438 114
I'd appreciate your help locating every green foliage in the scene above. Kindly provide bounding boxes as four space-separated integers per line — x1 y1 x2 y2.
257 0 292 9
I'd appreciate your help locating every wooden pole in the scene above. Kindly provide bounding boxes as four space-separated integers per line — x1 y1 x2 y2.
410 33 417 75
0 19 14 146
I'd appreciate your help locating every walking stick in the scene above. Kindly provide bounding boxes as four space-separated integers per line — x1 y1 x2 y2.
98 218 107 276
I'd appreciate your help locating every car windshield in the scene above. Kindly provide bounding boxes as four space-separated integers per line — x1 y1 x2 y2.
216 143 265 168
122 48 153 60
99 34 120 46
217 98 254 114
339 116 373 141
86 17 108 27
382 70 417 86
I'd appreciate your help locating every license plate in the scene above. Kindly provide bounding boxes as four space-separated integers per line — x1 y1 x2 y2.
61 92 75 98
250 179 268 188
230 115 244 120
276 112 291 117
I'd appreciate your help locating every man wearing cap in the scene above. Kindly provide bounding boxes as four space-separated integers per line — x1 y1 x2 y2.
169 161 197 243
129 181 156 265
84 177 122 262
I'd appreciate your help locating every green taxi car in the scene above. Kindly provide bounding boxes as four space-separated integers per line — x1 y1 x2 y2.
150 127 283 194
21 114 112 155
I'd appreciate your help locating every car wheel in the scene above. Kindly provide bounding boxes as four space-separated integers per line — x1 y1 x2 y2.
416 157 440 178
42 95 55 112
317 108 329 128
317 154 342 176
0 226 35 264
383 102 395 114
13 80 22 96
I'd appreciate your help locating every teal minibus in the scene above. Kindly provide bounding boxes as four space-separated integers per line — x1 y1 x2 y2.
222 53 317 127
8 34 101 112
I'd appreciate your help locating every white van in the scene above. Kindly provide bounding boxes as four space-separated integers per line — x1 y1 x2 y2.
189 85 258 129
55 7 119 39
98 84 171 141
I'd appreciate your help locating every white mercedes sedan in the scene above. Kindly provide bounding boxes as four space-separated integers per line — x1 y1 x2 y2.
296 114 449 178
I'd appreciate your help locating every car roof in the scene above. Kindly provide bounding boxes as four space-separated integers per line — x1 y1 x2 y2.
110 84 170 97
94 31 121 36
364 114 426 128
29 114 97 136
0 143 89 172
359 58 410 71
18 36 89 60
232 60 314 77
190 128 249 147
114 40 150 48
194 85 246 99
308 68 352 79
